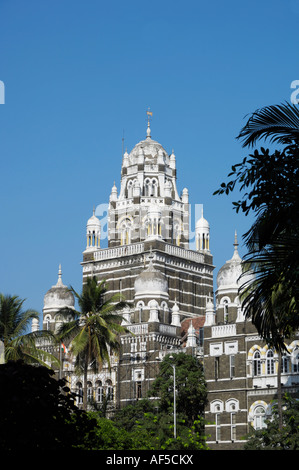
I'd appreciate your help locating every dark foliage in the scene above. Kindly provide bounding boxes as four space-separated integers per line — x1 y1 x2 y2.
0 360 97 450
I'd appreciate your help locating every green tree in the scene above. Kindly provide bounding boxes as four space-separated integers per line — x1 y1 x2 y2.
0 293 57 366
149 353 208 426
112 355 209 450
244 394 299 450
57 276 130 410
214 102 299 342
113 399 209 450
214 102 299 429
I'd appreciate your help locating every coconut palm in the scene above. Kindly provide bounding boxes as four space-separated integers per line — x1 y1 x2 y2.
215 101 299 428
240 271 295 429
236 101 299 148
57 276 130 410
0 293 57 366
215 102 299 333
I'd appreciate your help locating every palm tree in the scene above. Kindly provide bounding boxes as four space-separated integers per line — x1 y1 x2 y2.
215 102 299 329
215 102 299 427
240 271 295 430
233 102 299 429
236 102 299 327
0 293 57 366
57 276 130 410
236 101 299 148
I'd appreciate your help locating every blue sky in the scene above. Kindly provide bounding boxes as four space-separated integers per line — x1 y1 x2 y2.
0 0 298 321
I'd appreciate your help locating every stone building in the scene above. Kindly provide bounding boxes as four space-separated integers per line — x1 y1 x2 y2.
203 233 299 450
81 118 213 408
37 118 299 449
40 118 213 411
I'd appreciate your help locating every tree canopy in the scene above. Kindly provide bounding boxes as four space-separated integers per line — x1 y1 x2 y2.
214 102 299 346
0 293 57 366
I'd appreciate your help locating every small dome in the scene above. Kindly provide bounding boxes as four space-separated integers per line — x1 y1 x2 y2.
87 208 101 228
196 215 209 230
134 256 168 296
217 233 242 289
44 266 75 310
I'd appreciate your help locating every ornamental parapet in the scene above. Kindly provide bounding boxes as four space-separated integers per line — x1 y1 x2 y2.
211 324 236 338
94 243 144 261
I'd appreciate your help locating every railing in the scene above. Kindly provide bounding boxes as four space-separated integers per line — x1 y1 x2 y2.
92 241 204 264
126 324 149 335
94 243 144 261
165 244 204 263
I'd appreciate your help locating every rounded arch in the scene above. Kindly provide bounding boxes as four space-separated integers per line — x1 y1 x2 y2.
117 215 134 245
219 296 231 305
210 400 224 413
225 398 239 412
127 179 134 198
248 344 263 360
248 400 268 430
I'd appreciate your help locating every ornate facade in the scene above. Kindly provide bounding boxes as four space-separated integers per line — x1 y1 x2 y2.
39 117 299 449
203 234 299 450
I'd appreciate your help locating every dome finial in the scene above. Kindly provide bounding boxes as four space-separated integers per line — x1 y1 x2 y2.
56 264 64 287
146 108 152 138
233 230 239 253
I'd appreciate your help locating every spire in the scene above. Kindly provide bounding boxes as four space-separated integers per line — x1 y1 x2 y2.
232 230 241 261
55 264 64 287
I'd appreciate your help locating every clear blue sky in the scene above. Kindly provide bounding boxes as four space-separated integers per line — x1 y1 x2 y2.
0 0 298 322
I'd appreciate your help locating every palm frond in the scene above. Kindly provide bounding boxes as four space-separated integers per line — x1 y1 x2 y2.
237 102 299 148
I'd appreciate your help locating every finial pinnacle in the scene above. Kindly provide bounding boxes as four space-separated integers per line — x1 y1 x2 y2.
56 264 63 287
234 230 238 248
146 108 152 138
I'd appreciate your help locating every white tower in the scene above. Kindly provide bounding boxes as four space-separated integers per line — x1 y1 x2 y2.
196 209 210 251
85 208 101 250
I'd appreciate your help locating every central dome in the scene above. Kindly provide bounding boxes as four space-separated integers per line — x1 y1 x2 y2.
129 138 169 164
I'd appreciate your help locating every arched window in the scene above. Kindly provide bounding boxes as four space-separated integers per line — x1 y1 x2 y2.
44 314 51 330
144 178 151 197
120 218 132 245
96 380 103 403
152 179 158 197
254 406 266 430
136 301 144 323
87 381 93 402
223 300 229 324
127 180 133 198
76 382 83 404
281 353 289 374
266 349 275 375
106 380 114 402
253 350 261 376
